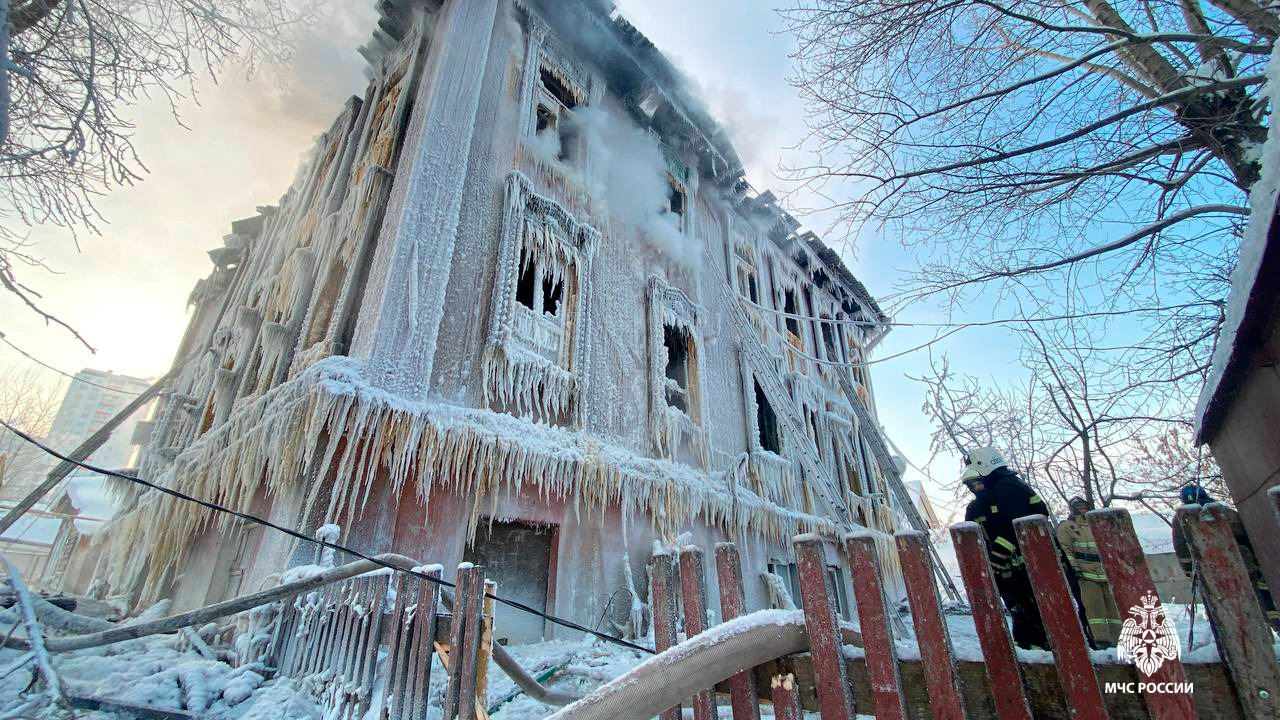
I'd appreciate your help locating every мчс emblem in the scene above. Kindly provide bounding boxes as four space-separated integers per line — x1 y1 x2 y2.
1117 592 1180 676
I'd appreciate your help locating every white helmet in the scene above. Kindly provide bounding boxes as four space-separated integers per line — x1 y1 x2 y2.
963 446 1008 478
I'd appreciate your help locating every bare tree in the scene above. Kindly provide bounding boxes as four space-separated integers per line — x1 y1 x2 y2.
1 0 316 347
0 363 62 498
782 0 1266 437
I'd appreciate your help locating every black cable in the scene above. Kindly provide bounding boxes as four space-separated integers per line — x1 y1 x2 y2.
0 417 655 655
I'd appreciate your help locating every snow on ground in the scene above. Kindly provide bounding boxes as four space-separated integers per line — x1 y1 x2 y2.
0 598 1268 719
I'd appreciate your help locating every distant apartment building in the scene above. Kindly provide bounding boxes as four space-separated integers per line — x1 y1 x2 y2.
45 369 152 472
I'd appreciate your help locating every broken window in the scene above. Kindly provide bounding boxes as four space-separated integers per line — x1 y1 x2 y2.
821 317 839 362
516 251 537 310
754 379 782 454
535 104 556 135
663 325 691 413
540 68 578 109
668 181 685 218
542 275 563 316
783 290 802 345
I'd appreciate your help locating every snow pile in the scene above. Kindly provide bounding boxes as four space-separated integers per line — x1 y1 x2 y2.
0 636 313 720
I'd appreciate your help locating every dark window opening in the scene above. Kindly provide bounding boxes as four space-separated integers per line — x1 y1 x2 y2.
754 380 782 454
540 68 578 109
822 320 838 361
663 325 691 413
784 291 802 341
535 104 555 134
748 274 759 303
516 251 537 310
668 183 685 217
557 116 577 164
807 408 821 450
542 275 563 316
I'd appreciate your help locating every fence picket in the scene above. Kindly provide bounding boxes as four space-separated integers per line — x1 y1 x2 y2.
1014 516 1108 720
846 532 908 720
714 542 762 720
794 534 857 719
648 551 682 720
770 674 802 720
1178 504 1280 719
679 546 719 720
895 531 967 720
1088 508 1196 720
951 522 1033 720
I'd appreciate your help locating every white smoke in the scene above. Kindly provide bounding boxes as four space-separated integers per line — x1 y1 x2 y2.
572 105 702 268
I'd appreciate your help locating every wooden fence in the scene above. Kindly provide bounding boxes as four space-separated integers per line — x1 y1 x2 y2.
257 501 1278 720
647 503 1279 719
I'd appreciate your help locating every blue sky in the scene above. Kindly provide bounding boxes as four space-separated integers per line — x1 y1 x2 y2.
0 0 1035 519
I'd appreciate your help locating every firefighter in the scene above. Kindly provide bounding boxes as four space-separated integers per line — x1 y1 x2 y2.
1056 496 1121 647
1173 484 1280 633
961 447 1050 650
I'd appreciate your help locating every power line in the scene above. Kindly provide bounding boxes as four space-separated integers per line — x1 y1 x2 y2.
0 417 656 655
736 296 1220 330
0 334 145 396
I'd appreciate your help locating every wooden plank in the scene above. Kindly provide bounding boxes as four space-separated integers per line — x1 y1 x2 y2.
950 522 1032 720
1179 503 1280 719
383 574 411 720
894 531 967 720
714 542 762 720
409 569 442 720
679 546 719 720
477 579 497 710
442 563 485 720
357 575 389 719
1014 516 1107 720
770 674 802 720
793 534 857 718
845 532 907 720
1088 508 1196 720
648 550 682 720
66 693 196 719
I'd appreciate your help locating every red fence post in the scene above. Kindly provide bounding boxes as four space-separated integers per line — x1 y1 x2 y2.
648 550 682 720
770 674 802 720
846 532 908 720
951 522 1032 720
1087 508 1196 720
895 531 967 720
1013 516 1108 720
715 542 762 720
1179 503 1280 718
794 534 857 719
680 546 719 720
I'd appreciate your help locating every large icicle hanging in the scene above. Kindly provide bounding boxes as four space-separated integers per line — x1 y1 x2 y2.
108 357 840 592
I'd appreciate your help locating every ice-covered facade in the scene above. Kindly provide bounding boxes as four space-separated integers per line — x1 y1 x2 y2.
103 0 914 643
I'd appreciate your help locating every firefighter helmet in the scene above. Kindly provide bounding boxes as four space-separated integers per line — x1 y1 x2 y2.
963 446 1008 477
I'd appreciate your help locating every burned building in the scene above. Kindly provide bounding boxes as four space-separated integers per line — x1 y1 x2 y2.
100 0 919 643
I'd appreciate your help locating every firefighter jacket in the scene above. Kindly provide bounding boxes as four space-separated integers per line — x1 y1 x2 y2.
1057 516 1107 583
964 468 1050 575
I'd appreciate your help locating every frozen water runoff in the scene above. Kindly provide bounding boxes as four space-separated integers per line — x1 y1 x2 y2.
0 600 1249 720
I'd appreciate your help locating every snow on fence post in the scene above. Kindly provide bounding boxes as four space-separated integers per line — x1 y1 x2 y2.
679 545 719 720
770 674 802 720
845 532 908 720
1087 508 1196 720
1178 503 1280 718
950 522 1033 720
714 542 762 720
793 534 858 719
1013 516 1107 720
442 563 486 720
648 550 682 720
306 585 338 676
267 592 296 671
894 531 966 720
382 573 411 720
